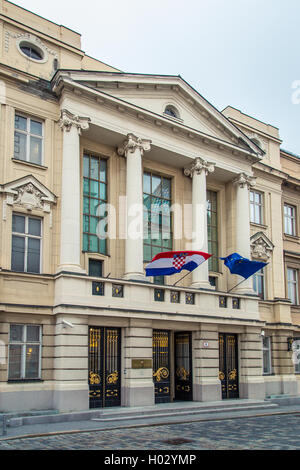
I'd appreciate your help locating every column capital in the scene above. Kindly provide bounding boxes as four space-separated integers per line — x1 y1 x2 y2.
184 156 215 178
117 133 151 157
233 172 256 189
58 109 90 135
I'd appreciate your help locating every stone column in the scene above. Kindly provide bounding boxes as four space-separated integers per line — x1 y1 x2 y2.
58 109 90 273
118 133 151 281
232 172 256 293
184 157 215 289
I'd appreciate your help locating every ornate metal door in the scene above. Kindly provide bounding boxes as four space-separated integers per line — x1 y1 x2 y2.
174 332 193 401
219 333 239 399
153 330 170 403
88 327 121 408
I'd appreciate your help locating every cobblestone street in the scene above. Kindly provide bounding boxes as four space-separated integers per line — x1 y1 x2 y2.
0 413 300 450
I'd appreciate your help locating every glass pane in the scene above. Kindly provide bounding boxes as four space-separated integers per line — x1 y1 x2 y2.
30 136 42 164
90 199 100 216
11 235 25 271
83 178 89 195
83 233 89 251
83 197 90 214
30 120 42 136
25 344 40 379
99 238 107 254
90 157 99 180
83 215 89 232
12 214 25 234
27 238 40 273
152 175 161 196
14 131 27 160
26 325 40 342
89 235 99 252
100 159 107 182
83 155 90 177
143 244 152 262
90 180 99 198
10 324 23 342
89 216 99 235
162 178 171 199
15 115 27 131
143 194 151 211
8 345 22 379
143 173 151 194
28 218 41 236
100 183 106 200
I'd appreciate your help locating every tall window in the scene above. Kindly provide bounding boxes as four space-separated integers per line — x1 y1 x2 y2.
253 267 265 299
207 190 218 272
287 268 298 305
262 336 272 375
83 153 107 254
11 214 42 273
14 113 43 165
143 172 172 262
284 204 296 236
8 324 42 380
250 190 264 224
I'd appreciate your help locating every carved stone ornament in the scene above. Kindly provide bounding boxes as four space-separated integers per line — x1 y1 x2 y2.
58 109 90 135
250 232 274 260
184 156 215 178
0 176 56 225
233 172 256 189
117 133 151 157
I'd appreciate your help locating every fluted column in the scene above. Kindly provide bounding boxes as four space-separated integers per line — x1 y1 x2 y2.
184 157 215 289
232 172 256 293
118 133 151 281
58 109 90 273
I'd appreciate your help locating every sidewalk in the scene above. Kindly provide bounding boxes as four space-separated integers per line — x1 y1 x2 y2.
2 398 300 441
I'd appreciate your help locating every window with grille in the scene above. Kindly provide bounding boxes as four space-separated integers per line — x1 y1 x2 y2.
284 204 296 236
250 190 264 225
207 190 218 272
8 324 42 380
11 213 42 273
14 113 43 165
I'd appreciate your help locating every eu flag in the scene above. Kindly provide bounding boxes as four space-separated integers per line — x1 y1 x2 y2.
220 253 267 279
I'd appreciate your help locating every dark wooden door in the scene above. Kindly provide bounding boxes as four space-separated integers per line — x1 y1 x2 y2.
153 330 171 403
174 332 193 401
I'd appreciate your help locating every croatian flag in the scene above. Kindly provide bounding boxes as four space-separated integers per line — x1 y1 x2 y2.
145 250 212 277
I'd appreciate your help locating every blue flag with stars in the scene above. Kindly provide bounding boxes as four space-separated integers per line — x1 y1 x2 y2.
220 253 267 279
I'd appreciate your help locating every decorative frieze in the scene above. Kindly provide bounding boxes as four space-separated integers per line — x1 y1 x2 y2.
251 232 274 261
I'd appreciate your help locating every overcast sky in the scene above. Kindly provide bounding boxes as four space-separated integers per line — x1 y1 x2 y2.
12 0 300 155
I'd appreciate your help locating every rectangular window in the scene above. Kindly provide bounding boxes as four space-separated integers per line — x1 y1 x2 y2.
11 214 42 273
83 153 107 254
8 324 42 380
88 259 103 277
284 204 296 236
287 268 298 305
253 267 265 299
250 190 264 224
262 336 272 375
207 190 218 272
294 341 300 374
14 113 43 165
143 172 172 262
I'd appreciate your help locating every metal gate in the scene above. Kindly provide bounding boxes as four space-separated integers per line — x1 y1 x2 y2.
88 327 121 408
174 332 193 401
219 333 239 399
153 330 170 403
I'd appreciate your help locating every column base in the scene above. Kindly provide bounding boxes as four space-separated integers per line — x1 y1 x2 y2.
123 273 148 282
57 264 86 275
191 280 214 290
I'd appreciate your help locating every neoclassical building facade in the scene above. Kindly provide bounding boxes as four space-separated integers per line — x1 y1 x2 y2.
0 0 299 412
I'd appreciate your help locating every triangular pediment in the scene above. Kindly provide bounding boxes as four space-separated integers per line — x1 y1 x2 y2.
1 175 56 214
52 70 264 158
251 231 274 260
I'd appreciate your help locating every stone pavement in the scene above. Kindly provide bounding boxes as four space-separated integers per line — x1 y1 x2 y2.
0 413 300 450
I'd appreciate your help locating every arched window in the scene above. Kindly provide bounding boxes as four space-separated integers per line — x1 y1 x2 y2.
164 105 180 119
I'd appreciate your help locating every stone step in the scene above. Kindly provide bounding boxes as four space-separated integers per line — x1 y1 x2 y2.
6 400 278 428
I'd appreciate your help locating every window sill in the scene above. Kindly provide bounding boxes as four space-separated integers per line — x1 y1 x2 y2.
12 158 47 170
7 379 43 383
250 222 268 230
283 233 299 242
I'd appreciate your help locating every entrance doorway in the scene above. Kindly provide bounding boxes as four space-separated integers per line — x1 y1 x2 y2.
153 329 171 403
219 333 239 399
88 326 121 408
174 332 193 401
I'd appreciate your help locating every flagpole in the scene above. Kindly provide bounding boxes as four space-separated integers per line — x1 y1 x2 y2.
172 271 192 287
227 278 246 294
